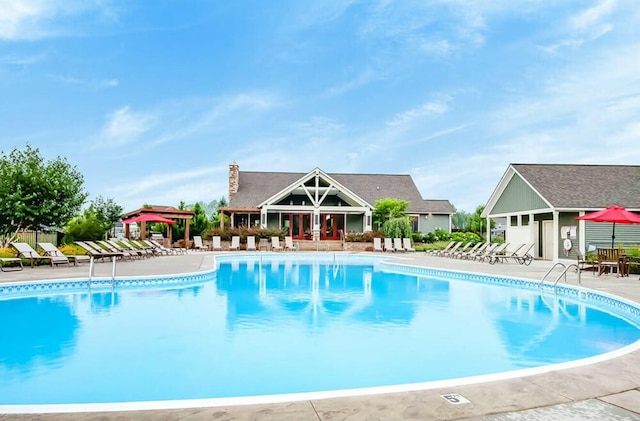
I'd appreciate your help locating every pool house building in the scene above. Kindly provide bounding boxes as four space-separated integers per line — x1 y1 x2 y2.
219 163 455 241
482 164 640 261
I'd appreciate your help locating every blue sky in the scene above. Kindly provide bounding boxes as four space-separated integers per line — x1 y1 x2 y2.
1 1 639 214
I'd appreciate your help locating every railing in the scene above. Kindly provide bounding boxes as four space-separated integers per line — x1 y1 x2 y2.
539 262 581 290
88 256 117 288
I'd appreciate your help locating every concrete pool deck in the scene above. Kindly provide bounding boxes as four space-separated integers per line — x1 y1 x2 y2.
1 251 640 421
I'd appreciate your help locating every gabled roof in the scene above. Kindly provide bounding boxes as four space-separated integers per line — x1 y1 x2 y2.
484 164 640 215
228 170 455 214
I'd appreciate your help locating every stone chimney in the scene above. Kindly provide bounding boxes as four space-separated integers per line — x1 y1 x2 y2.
229 162 239 197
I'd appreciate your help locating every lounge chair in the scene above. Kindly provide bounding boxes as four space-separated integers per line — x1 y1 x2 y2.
453 243 486 259
393 238 405 252
490 243 534 265
39 242 90 266
372 237 384 252
194 235 209 251
118 238 154 258
211 236 222 251
461 242 490 260
75 241 122 261
271 237 283 251
383 238 395 252
479 243 509 263
229 236 241 251
246 236 257 251
439 242 462 257
11 242 70 267
402 238 415 252
427 241 455 256
284 236 296 251
448 242 472 258
139 239 170 255
147 239 185 254
88 240 131 261
98 240 137 260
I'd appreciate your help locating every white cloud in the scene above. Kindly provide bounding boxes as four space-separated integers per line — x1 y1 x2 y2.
0 0 117 40
570 0 617 30
0 52 46 65
326 68 380 97
97 106 157 148
386 98 450 127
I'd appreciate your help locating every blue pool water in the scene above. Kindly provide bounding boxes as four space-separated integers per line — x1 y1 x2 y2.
1 256 640 407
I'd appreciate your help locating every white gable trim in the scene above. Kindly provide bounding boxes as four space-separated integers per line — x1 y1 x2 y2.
257 167 371 209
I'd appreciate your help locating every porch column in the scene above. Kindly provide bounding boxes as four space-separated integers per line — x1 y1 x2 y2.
260 208 267 229
230 213 235 228
552 210 559 261
312 209 320 241
578 211 586 254
485 217 490 241
364 210 372 232
529 213 536 258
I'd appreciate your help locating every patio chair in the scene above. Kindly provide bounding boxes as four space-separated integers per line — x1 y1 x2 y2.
98 240 138 260
284 236 296 251
194 235 209 251
246 236 257 251
402 238 416 252
462 242 490 260
11 242 70 267
373 237 384 252
383 238 395 252
576 250 596 274
271 237 283 251
392 238 405 252
229 236 240 251
147 239 185 254
211 236 222 251
39 242 90 266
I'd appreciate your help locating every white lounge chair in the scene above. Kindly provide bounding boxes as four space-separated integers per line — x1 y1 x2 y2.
194 235 209 251
383 238 395 252
211 236 222 251
393 238 405 252
373 237 384 252
246 236 257 251
271 237 283 251
402 238 415 252
229 235 240 251
284 236 296 251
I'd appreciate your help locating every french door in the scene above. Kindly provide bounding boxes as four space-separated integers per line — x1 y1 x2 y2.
321 214 345 240
284 213 312 239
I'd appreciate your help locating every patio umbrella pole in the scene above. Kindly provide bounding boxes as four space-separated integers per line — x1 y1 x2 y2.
611 222 616 248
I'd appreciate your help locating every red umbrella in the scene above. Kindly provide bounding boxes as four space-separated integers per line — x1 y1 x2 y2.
576 206 640 248
122 213 176 224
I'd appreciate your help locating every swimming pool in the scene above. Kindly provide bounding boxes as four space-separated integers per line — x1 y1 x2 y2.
1 253 640 412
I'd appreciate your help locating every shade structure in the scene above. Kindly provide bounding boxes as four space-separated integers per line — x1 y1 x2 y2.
121 213 176 225
576 206 640 248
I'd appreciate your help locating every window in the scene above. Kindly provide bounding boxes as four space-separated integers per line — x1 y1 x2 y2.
522 215 529 226
510 215 518 226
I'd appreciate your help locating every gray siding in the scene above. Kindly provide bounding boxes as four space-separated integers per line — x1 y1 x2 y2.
558 212 580 259
492 174 548 214
419 214 449 233
585 222 640 249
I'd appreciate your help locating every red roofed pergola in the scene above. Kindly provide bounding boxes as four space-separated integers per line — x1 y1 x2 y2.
121 206 195 246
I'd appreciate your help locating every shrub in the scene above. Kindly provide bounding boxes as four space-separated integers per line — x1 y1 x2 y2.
0 247 18 258
434 228 451 241
59 244 88 255
411 232 423 244
381 217 412 239
203 227 287 241
450 231 482 244
345 231 383 242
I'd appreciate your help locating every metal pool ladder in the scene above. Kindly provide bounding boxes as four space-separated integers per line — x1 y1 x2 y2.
88 256 118 288
539 262 581 290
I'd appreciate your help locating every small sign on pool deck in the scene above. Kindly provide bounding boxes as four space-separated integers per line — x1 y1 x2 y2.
441 393 471 405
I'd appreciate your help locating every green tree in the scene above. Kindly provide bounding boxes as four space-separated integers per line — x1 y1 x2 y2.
451 208 470 231
0 144 87 247
87 196 123 237
189 202 210 237
381 217 413 239
62 212 105 243
372 198 409 230
466 205 494 235
210 196 229 228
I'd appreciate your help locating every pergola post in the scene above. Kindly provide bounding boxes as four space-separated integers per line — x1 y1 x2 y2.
184 219 190 244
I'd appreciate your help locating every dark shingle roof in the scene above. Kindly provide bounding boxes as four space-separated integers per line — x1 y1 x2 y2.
512 164 640 209
229 170 454 214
